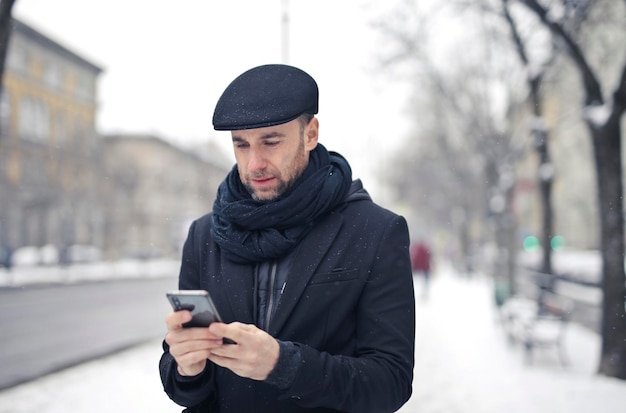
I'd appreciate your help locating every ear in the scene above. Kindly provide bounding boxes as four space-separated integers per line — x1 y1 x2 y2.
304 117 319 151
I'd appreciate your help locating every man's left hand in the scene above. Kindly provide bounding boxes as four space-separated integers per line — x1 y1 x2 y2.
207 322 280 381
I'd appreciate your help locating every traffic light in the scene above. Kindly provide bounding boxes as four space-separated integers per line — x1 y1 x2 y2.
523 235 540 252
551 235 565 251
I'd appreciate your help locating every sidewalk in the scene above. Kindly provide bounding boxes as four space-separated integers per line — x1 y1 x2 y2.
399 267 626 413
0 258 180 287
0 265 624 412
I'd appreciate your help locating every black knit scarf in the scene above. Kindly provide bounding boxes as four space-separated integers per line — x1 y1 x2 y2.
211 144 352 264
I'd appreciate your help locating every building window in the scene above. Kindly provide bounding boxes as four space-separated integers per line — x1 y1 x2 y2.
21 155 46 186
44 61 63 91
0 89 10 137
0 154 6 180
18 96 49 142
7 44 29 75
86 125 98 150
76 71 94 101
73 118 84 151
54 112 67 147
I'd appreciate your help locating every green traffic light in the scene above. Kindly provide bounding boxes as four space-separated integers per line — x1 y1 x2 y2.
551 235 565 250
523 236 540 251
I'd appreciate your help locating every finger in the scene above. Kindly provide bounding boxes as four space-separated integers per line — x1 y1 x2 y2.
165 326 221 346
209 321 250 343
207 324 279 380
165 310 192 330
207 336 278 381
169 338 217 358
207 349 245 374
167 335 223 375
174 347 212 376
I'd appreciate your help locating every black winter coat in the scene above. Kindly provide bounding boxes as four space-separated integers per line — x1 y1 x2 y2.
160 183 415 412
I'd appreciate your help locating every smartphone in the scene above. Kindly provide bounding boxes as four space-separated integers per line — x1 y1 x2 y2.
166 290 236 344
166 290 224 328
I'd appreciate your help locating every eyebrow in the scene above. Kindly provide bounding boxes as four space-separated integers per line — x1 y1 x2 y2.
232 131 285 142
260 132 285 140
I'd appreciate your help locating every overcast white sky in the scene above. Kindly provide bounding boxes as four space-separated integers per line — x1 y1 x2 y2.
13 0 414 199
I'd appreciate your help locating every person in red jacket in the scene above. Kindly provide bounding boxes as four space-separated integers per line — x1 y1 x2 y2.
410 240 432 297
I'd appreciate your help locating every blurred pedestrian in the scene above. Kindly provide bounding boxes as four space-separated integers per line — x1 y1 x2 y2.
410 240 432 297
159 64 415 412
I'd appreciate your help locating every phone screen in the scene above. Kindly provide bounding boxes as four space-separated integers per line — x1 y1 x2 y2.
167 290 222 328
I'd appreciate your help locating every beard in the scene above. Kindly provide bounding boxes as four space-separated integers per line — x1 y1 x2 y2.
243 137 307 202
243 175 290 202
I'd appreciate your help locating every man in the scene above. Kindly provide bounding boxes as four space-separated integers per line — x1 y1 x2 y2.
160 64 415 412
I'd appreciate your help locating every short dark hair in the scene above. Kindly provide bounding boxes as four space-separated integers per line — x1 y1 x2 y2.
298 113 314 132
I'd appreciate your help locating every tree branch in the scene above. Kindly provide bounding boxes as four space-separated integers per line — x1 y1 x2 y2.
502 0 529 67
519 0 603 105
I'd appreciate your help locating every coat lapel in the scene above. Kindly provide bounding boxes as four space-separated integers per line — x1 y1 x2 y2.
268 211 344 336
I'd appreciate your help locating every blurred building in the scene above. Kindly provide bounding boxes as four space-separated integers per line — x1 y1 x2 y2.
0 18 103 261
100 135 229 260
0 19 231 263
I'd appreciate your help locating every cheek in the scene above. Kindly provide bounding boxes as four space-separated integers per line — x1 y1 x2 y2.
233 151 248 170
285 153 305 180
236 162 247 179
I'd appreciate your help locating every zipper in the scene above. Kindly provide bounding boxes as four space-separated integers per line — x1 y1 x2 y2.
252 264 259 326
264 261 278 331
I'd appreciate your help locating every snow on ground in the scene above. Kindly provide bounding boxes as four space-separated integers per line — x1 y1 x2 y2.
0 264 625 412
399 267 626 413
0 258 180 287
0 339 177 413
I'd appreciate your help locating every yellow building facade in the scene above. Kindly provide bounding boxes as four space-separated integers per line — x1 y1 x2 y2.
0 19 103 260
1 19 230 264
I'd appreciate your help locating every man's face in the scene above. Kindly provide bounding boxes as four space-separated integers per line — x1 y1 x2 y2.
231 117 319 201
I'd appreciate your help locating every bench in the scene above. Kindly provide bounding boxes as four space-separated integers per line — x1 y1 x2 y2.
500 290 573 366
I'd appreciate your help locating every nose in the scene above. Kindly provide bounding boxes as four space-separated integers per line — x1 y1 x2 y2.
247 148 266 173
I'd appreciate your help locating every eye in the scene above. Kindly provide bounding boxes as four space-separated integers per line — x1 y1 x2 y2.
233 141 249 149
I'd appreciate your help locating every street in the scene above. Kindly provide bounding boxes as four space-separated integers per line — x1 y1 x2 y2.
0 275 177 390
1 266 625 413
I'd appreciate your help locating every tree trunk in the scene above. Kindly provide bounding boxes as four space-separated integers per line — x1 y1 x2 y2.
0 0 17 130
529 77 554 277
0 0 17 82
519 0 626 381
501 0 554 277
590 118 626 379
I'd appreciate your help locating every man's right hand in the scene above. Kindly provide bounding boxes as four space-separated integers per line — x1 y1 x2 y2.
165 310 226 376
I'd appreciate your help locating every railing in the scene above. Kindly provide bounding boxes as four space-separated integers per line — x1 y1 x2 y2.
515 267 602 334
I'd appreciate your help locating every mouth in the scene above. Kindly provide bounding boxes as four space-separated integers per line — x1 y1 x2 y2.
250 176 276 187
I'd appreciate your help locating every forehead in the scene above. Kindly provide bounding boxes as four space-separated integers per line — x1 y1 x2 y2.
231 118 300 141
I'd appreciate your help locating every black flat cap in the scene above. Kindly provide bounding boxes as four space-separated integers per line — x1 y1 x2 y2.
212 64 318 131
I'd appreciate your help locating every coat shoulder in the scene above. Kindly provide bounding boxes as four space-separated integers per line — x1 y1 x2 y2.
339 197 405 226
188 213 213 238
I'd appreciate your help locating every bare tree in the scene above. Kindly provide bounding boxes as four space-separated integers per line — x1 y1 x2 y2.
0 0 17 132
501 0 557 276
513 0 626 379
384 76 487 261
379 0 626 380
376 1 528 282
